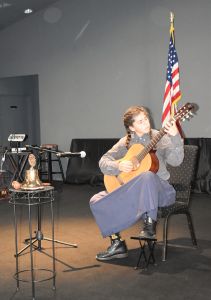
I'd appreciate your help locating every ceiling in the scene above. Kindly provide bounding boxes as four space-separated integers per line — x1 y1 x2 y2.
0 0 59 31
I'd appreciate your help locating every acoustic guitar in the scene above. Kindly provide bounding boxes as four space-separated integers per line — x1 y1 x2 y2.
104 102 195 193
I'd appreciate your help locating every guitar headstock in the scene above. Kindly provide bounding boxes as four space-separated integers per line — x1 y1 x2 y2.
174 102 195 122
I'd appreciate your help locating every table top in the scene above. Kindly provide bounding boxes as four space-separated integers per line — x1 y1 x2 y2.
9 186 55 205
9 186 54 194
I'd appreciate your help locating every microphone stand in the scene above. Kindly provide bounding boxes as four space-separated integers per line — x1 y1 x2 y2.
26 145 61 155
0 150 7 173
20 145 77 251
0 150 9 200
25 145 61 154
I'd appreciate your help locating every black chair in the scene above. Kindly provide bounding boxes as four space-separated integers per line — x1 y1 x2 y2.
158 144 199 261
39 144 65 183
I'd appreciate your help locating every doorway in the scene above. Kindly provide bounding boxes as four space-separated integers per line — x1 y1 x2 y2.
0 75 40 148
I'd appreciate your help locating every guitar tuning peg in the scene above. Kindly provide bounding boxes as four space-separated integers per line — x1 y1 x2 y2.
189 111 193 116
182 117 186 122
185 115 190 119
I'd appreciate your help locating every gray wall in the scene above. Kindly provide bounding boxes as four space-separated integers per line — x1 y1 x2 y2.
0 0 209 164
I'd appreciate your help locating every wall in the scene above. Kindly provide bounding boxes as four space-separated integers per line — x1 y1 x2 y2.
0 0 209 170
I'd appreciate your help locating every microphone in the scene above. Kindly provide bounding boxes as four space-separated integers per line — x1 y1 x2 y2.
25 144 39 150
57 151 86 158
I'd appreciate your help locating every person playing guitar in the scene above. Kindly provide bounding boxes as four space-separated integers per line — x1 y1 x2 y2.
90 105 186 261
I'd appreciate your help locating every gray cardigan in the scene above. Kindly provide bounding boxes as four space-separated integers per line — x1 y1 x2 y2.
99 129 184 181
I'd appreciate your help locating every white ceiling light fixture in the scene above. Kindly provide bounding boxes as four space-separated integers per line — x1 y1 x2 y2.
24 8 33 14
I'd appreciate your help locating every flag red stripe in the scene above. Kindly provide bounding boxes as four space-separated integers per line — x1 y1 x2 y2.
162 101 171 122
172 92 181 103
173 80 179 90
172 68 179 78
163 82 171 100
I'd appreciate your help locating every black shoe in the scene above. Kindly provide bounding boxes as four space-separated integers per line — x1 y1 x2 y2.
96 240 128 261
139 216 156 239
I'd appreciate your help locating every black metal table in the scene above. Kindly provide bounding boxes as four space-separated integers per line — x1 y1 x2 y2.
9 186 56 300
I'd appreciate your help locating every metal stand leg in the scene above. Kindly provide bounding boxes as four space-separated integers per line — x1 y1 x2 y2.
37 196 77 246
21 199 77 252
146 240 156 267
50 198 56 290
134 240 147 269
28 197 36 300
43 237 77 248
13 202 19 291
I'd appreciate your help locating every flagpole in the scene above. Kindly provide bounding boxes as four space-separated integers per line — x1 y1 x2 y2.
170 11 174 24
170 12 175 43
169 12 184 137
162 11 183 136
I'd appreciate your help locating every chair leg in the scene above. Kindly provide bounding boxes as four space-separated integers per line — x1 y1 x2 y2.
186 211 197 247
162 215 170 262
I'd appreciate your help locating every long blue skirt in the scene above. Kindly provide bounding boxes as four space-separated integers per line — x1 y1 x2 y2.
89 171 176 237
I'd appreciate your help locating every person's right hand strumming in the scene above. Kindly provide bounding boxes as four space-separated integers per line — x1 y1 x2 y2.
118 160 134 173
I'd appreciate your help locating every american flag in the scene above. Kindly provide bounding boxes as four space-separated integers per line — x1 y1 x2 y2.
162 22 181 126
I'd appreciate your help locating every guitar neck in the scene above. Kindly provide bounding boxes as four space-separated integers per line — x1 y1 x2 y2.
136 128 166 161
135 102 194 162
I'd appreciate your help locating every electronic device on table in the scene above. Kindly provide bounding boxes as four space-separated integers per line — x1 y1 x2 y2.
8 134 27 152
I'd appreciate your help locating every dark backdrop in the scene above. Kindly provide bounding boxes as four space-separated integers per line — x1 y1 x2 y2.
66 138 211 194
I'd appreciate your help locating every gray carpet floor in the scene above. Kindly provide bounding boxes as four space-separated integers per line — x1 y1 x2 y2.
0 183 211 300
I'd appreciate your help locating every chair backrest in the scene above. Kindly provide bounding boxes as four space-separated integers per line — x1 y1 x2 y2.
167 145 198 203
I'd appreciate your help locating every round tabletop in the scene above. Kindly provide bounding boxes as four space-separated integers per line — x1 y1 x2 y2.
9 186 55 205
9 186 54 194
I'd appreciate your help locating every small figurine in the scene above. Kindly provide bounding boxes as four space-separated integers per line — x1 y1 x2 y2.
12 154 50 190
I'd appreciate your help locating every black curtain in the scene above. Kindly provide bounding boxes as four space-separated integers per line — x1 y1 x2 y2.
66 138 211 194
66 139 118 185
185 138 211 194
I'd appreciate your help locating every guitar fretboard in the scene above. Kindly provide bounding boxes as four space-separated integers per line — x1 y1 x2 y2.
136 128 166 161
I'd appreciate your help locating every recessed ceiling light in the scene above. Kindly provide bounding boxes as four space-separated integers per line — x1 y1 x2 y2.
24 8 33 14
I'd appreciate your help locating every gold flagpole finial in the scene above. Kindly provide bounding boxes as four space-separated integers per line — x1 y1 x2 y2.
170 12 174 24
